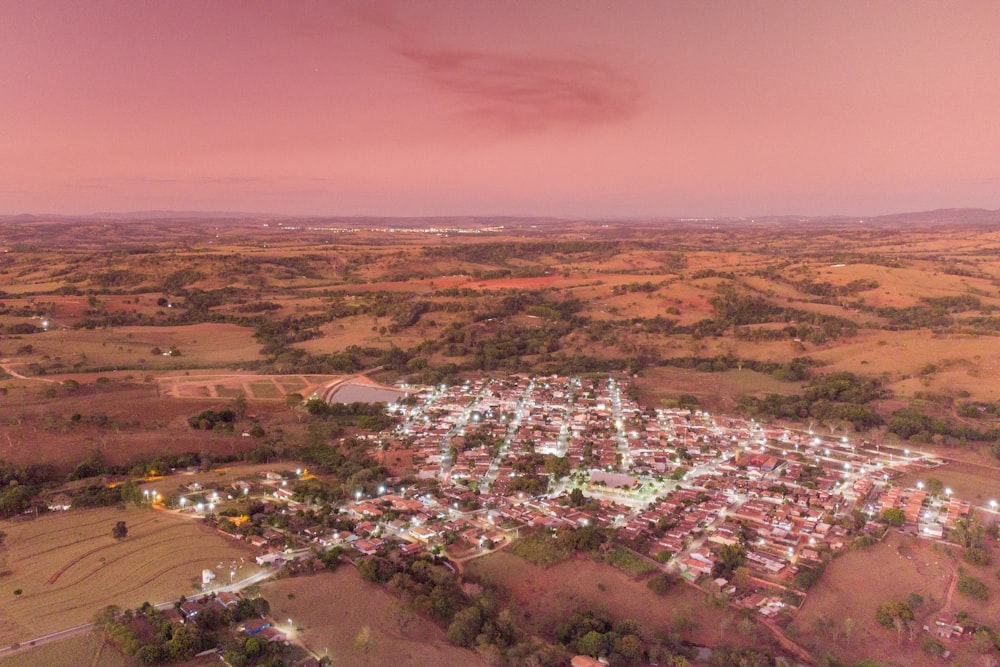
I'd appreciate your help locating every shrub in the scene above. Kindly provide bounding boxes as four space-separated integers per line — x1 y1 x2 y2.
964 546 992 566
647 572 679 596
957 573 990 601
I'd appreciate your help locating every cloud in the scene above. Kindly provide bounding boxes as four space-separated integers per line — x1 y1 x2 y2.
262 3 642 135
397 47 641 133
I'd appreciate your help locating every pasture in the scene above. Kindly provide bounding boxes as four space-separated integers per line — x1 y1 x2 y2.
895 460 1000 509
259 569 484 667
464 551 781 654
790 531 957 666
0 632 125 667
0 506 257 646
1 323 264 376
0 380 278 467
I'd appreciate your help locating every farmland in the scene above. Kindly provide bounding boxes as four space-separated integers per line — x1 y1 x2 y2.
0 506 257 647
5 216 1000 438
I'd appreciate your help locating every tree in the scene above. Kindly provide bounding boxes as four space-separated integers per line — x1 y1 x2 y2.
118 480 142 506
112 521 128 540
232 391 248 421
881 508 906 527
714 543 747 578
93 605 121 627
568 488 585 507
544 455 571 479
0 483 33 518
875 601 914 644
577 630 607 658
614 633 644 663
285 393 304 421
446 606 483 647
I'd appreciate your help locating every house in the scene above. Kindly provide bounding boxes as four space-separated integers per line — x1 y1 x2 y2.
180 601 203 619
47 494 73 512
215 592 239 609
410 525 438 542
162 608 185 625
258 626 288 643
255 552 284 566
244 618 272 635
248 535 269 549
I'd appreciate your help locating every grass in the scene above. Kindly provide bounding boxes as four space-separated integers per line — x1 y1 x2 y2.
605 547 658 576
790 531 955 666
0 506 257 647
895 461 1000 508
508 535 570 567
249 381 283 399
0 632 124 667
259 568 483 667
465 551 780 653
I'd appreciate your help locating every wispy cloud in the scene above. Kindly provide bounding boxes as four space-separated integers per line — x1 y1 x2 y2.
397 47 641 134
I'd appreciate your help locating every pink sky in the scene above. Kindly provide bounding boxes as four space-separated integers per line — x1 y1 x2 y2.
2 1 1000 218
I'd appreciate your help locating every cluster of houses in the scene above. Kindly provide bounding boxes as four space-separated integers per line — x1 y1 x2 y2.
188 375 980 629
160 591 288 645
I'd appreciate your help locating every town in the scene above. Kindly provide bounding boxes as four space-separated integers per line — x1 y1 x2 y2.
169 375 987 630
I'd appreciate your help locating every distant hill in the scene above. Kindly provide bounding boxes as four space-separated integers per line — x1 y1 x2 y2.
1 207 998 227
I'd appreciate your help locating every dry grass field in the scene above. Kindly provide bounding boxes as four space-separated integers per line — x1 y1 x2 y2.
791 531 960 666
260 569 484 667
0 380 288 467
0 323 264 375
0 632 125 667
464 551 782 655
0 506 257 646
895 460 1000 508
